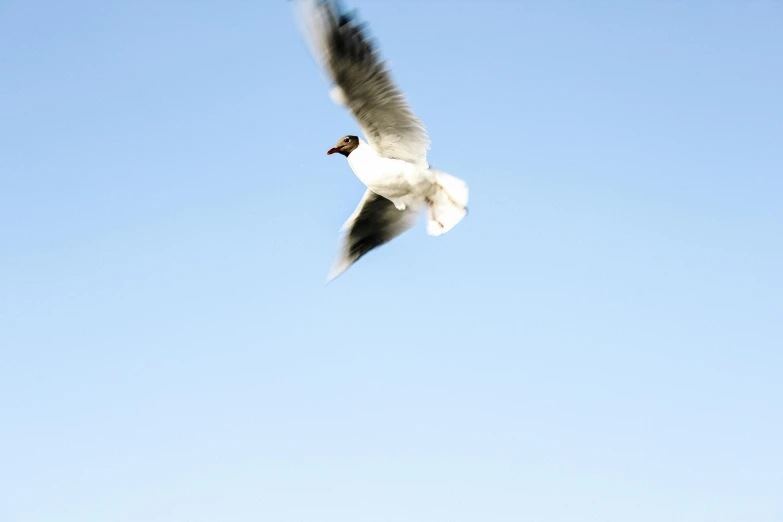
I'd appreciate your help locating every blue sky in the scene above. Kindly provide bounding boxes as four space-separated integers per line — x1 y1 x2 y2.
1 1 781 521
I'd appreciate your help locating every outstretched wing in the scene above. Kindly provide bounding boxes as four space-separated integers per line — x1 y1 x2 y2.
294 0 431 167
327 189 420 282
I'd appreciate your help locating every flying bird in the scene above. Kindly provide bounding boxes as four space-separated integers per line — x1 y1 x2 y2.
293 0 469 281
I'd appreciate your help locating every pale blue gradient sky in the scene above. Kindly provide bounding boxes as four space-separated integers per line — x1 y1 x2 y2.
1 1 782 521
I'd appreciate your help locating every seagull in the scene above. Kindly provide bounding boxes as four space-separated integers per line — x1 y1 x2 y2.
293 0 469 282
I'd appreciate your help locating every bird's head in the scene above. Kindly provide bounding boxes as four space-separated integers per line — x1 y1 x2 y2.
327 135 359 157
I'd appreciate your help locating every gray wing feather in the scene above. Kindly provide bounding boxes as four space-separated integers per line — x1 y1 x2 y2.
327 189 419 282
295 0 431 167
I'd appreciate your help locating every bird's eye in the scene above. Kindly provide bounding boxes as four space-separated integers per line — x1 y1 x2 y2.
343 137 350 143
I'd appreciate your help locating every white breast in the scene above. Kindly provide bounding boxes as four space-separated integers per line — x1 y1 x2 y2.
347 140 432 200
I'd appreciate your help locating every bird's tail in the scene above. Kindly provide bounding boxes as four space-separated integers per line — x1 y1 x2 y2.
427 169 469 236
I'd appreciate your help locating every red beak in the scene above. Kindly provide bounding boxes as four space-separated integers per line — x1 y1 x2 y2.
327 147 340 155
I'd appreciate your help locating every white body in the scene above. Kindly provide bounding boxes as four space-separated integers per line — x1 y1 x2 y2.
347 139 435 210
347 139 468 237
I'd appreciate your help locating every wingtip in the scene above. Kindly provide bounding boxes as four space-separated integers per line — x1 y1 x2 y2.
325 260 349 285
324 271 341 285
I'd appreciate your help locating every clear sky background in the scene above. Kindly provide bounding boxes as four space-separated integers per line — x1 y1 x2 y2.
1 1 781 521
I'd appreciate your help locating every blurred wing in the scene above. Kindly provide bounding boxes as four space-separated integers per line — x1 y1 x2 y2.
294 0 430 167
327 189 420 282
